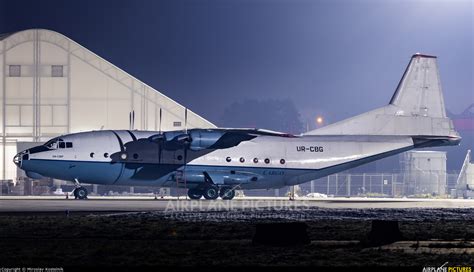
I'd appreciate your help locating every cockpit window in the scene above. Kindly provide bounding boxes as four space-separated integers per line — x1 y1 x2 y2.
44 138 73 149
44 138 60 149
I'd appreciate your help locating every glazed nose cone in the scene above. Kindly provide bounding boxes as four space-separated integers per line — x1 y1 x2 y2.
13 150 29 168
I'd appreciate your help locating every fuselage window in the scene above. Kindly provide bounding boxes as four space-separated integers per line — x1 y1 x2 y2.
90 152 94 158
133 153 139 159
226 157 231 162
104 153 109 158
253 158 258 163
280 159 285 164
239 157 245 163
264 158 270 164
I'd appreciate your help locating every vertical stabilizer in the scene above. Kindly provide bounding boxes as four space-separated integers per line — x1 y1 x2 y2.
389 54 447 118
304 54 460 141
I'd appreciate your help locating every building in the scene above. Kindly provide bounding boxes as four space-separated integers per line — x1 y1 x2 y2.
401 151 447 196
0 29 215 188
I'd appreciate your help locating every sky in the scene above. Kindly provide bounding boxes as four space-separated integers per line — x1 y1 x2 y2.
0 0 472 129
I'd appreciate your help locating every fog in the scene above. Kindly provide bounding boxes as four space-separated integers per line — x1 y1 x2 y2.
1 0 472 169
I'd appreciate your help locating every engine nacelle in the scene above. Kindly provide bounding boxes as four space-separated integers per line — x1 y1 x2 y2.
189 130 225 151
149 129 257 151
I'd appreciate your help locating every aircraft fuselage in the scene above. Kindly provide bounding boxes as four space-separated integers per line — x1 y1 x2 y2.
14 129 458 190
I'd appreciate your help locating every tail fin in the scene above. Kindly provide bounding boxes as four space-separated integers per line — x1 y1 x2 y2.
389 54 446 118
304 54 460 142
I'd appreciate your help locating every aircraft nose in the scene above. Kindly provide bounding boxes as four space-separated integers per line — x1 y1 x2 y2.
13 150 29 168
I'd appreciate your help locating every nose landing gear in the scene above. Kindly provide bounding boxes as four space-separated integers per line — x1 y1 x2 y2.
73 187 88 200
73 178 88 200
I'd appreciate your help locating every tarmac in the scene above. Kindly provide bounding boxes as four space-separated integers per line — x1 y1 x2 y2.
0 196 472 213
2 196 473 268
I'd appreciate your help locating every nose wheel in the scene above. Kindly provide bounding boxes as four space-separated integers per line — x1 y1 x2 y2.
73 186 88 200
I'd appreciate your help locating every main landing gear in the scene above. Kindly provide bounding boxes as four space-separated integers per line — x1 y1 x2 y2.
187 185 236 200
219 187 235 200
185 171 236 200
73 179 88 200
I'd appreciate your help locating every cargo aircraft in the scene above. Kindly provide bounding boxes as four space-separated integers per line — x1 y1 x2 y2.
14 54 461 200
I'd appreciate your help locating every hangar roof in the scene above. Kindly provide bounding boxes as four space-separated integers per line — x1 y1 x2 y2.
0 32 13 41
0 29 216 130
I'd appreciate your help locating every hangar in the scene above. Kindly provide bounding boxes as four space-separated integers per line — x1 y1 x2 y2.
0 29 215 189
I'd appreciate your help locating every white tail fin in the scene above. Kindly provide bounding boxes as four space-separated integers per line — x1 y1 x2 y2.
389 54 446 118
304 54 460 140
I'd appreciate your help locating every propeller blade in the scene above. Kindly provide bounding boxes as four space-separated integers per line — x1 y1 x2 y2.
132 110 135 130
159 108 162 134
149 134 165 142
175 134 191 143
182 133 189 199
184 108 188 134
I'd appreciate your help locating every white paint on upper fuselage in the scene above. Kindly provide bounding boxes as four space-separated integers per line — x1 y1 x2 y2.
191 135 414 170
29 130 153 162
28 130 414 172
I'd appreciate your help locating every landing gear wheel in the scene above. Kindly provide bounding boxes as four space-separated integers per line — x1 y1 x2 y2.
187 188 203 200
219 187 235 200
203 186 219 200
74 187 88 200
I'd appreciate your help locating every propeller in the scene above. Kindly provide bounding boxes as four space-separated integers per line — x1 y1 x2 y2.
130 110 135 130
182 108 189 198
158 108 163 164
129 110 135 130
159 108 162 134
